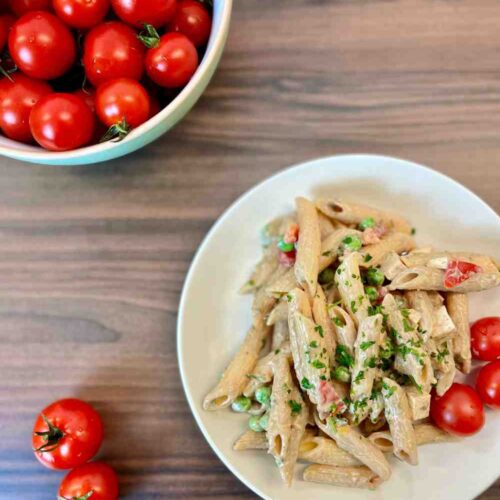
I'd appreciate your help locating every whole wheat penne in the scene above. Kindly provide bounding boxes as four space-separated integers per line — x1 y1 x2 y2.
315 198 412 234
380 251 408 280
253 265 288 316
404 386 431 421
361 232 416 268
405 290 434 342
272 320 289 350
328 305 357 352
388 266 500 293
312 285 336 364
318 212 337 239
233 430 268 451
299 435 362 467
295 197 321 297
266 268 297 298
240 244 279 294
203 318 270 410
381 378 418 465
433 305 456 339
318 228 363 271
446 293 471 374
267 301 288 326
315 415 391 481
303 464 382 489
401 252 498 273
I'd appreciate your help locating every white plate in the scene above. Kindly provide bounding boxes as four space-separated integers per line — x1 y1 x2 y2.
178 155 500 500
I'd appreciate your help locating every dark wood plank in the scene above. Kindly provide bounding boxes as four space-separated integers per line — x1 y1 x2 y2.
0 0 499 498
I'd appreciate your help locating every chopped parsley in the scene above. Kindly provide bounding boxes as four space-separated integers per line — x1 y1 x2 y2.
408 375 423 393
435 343 450 363
335 344 354 368
360 340 375 351
247 279 255 287
286 294 292 302
282 383 291 394
364 254 373 263
314 325 324 338
402 318 413 332
364 356 377 368
287 399 302 415
322 250 332 257
368 304 384 317
382 381 396 398
274 349 280 355
301 377 314 390
411 227 416 235
309 340 318 348
311 359 326 369
332 316 344 327
353 370 365 384
350 300 358 314
246 374 263 381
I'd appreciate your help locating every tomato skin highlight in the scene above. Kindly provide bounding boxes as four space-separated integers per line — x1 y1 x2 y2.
476 360 500 409
9 0 51 16
471 316 500 361
59 462 119 500
83 21 145 87
111 0 177 29
96 78 150 128
170 0 211 47
430 383 485 437
29 93 95 152
145 32 198 88
53 0 110 30
8 11 76 80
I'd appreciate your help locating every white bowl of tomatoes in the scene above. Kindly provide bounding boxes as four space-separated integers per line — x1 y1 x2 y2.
0 0 232 165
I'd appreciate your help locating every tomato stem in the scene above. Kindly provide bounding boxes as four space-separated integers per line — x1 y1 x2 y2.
137 23 161 49
100 119 131 143
33 414 64 453
58 491 94 500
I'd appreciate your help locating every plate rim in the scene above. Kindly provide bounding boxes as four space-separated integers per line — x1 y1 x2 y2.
177 153 500 500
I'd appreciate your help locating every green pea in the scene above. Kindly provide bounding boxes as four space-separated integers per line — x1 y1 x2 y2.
255 386 272 406
358 217 375 230
231 396 251 413
332 366 351 383
365 286 378 302
318 267 336 285
248 415 263 432
366 267 384 286
259 412 269 431
277 238 295 252
342 235 362 252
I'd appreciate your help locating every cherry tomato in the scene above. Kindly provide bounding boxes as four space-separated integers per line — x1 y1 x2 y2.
430 383 485 436
83 21 144 87
476 360 500 409
9 0 51 16
96 78 150 141
59 462 119 500
8 12 76 80
443 260 482 289
30 93 95 151
0 73 52 143
471 316 500 361
170 0 211 47
110 0 177 29
145 32 198 88
53 0 109 29
74 87 107 143
0 14 15 52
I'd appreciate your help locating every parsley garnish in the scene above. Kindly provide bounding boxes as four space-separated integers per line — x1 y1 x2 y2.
364 356 377 368
286 294 292 302
247 279 255 286
360 340 375 351
322 250 332 257
332 316 344 327
311 359 326 369
274 349 280 355
336 344 354 368
402 318 413 332
411 227 416 235
314 325 324 338
350 300 358 313
309 340 318 348
301 377 314 390
353 371 365 384
364 254 373 263
382 381 396 398
288 399 302 415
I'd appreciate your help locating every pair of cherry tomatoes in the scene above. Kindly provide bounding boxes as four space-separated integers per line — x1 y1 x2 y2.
430 317 500 437
0 0 212 151
32 398 118 500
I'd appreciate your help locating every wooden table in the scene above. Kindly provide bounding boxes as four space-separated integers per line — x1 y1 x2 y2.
1 0 499 498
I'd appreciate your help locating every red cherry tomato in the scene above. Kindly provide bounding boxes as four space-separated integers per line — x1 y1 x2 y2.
8 11 76 80
471 316 500 361
53 0 109 29
443 260 482 289
0 73 52 143
32 398 103 469
430 383 485 436
96 78 150 140
0 14 15 52
110 0 177 29
170 0 211 47
59 462 119 500
9 0 51 16
74 87 107 143
83 21 145 87
145 32 198 88
30 93 95 151
476 360 500 409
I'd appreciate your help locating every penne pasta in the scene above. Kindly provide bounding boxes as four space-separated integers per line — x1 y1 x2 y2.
328 305 357 352
272 320 289 350
266 268 297 298
299 434 362 467
380 251 408 280
318 212 337 239
404 386 431 421
312 285 337 364
381 377 418 465
240 244 279 294
401 251 498 273
446 293 471 374
267 301 288 326
233 430 267 451
361 232 416 268
315 198 412 234
295 197 321 297
203 318 270 410
303 464 382 489
318 228 363 271
405 290 434 342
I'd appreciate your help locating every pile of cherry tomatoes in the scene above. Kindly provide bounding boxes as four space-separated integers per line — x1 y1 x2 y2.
33 398 118 499
430 317 500 436
0 0 212 151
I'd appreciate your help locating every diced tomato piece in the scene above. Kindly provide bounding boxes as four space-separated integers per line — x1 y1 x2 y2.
283 223 299 244
278 249 296 267
444 260 482 289
318 380 346 415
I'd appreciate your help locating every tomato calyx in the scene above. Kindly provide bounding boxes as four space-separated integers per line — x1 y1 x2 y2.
137 24 161 49
100 119 131 143
33 414 64 453
58 491 94 500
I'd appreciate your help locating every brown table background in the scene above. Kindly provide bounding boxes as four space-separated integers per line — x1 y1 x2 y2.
1 0 499 498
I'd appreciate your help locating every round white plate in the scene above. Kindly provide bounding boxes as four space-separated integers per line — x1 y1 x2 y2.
178 155 500 500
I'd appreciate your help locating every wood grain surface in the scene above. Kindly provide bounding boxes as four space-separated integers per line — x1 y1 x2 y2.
1 0 499 498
